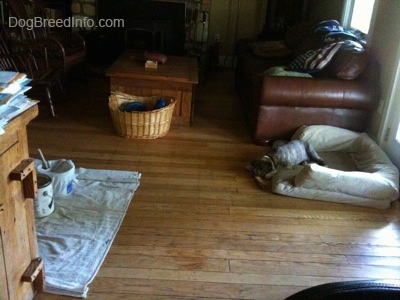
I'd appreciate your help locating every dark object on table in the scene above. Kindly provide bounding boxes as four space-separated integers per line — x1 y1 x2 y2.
145 52 168 64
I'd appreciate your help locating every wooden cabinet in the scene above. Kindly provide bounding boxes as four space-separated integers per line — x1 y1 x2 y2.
106 53 198 126
0 105 44 300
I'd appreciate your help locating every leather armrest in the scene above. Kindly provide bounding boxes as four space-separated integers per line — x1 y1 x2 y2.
260 75 378 110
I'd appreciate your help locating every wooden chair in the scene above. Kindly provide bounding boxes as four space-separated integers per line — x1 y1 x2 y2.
5 0 86 74
0 28 63 116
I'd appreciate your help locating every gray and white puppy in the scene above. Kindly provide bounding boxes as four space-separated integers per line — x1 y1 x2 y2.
271 139 326 169
247 140 326 185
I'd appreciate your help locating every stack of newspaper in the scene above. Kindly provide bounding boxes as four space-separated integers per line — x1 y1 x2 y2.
0 71 37 134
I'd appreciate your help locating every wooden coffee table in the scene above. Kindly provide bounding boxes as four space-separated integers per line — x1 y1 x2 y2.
106 52 198 126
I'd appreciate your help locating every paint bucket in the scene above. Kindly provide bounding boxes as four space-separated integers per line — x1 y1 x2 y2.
37 159 75 197
35 174 55 218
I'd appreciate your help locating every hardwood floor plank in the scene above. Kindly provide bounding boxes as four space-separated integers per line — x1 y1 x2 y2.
118 214 397 239
346 255 400 266
88 294 230 300
107 245 347 264
113 234 400 258
95 267 342 287
229 259 400 278
103 253 230 272
89 277 304 300
230 206 389 222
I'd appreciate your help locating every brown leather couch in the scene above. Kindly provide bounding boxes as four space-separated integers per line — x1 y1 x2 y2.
235 23 380 145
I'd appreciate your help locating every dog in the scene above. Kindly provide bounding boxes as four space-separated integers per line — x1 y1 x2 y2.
247 140 326 188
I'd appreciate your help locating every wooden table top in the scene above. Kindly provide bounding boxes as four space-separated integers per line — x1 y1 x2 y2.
106 52 199 84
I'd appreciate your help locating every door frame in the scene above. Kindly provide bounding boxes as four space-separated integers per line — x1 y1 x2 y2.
379 46 400 169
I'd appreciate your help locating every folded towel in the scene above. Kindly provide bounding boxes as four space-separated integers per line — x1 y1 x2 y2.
35 167 141 298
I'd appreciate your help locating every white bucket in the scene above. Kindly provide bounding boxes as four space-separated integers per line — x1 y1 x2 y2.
35 174 55 218
37 159 75 197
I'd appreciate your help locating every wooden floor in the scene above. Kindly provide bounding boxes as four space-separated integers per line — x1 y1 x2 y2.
30 70 400 300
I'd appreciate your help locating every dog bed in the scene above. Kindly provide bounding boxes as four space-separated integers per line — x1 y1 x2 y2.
271 125 399 208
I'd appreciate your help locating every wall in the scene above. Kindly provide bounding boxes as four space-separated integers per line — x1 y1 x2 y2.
308 0 344 22
368 0 400 141
208 0 267 58
207 0 348 61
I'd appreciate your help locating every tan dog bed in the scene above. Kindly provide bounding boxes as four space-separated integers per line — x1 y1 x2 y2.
271 125 399 208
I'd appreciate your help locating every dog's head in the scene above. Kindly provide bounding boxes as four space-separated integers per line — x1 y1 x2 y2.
246 155 277 179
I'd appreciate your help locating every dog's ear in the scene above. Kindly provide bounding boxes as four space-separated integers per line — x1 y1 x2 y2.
260 155 272 162
260 155 276 171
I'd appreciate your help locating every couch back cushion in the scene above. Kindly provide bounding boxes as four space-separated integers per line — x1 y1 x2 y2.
327 49 369 80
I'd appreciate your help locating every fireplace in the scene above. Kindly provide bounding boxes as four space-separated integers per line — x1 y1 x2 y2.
93 0 188 63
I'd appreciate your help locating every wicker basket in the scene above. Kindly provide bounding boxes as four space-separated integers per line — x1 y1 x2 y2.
109 92 176 139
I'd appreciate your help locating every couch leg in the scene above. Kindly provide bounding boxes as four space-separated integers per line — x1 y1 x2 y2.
254 139 272 146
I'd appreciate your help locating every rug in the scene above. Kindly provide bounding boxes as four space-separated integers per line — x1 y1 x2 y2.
35 167 141 298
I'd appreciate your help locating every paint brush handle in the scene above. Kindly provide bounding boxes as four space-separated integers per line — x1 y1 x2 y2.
38 148 49 169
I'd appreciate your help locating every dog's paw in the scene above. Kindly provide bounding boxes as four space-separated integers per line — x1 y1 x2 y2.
255 176 269 190
313 159 327 166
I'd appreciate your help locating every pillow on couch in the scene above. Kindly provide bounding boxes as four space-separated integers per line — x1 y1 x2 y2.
327 48 369 80
263 66 313 78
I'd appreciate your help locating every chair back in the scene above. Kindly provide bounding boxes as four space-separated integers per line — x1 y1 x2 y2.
6 0 50 41
0 21 62 117
0 28 22 72
0 25 49 77
5 0 86 73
